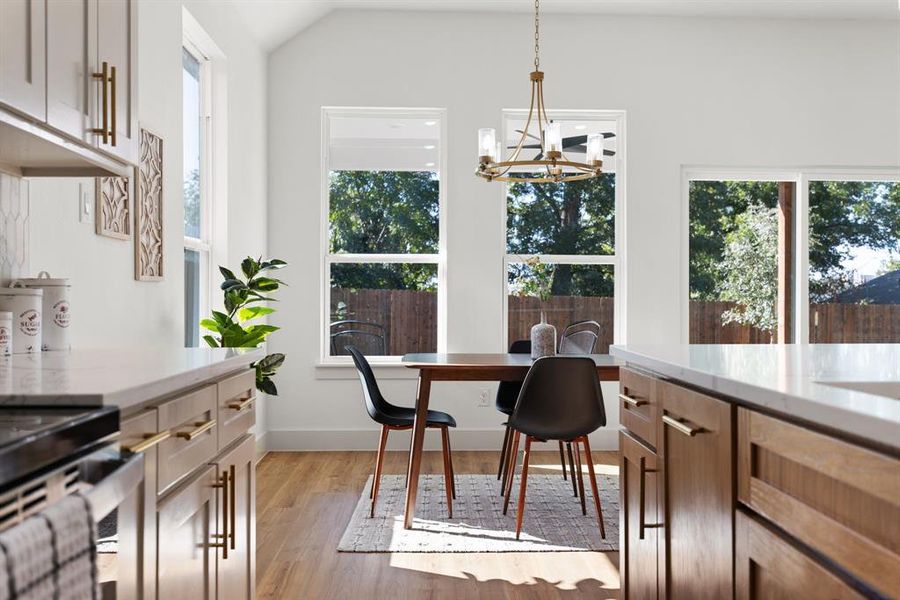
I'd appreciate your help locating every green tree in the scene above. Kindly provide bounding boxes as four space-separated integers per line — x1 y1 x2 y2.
184 168 200 237
718 202 778 333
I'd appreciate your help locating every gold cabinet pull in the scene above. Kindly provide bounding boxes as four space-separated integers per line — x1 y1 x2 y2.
109 64 117 146
227 396 254 412
175 419 216 441
662 414 701 436
90 62 110 144
124 429 171 453
211 471 228 559
619 393 647 408
229 464 236 550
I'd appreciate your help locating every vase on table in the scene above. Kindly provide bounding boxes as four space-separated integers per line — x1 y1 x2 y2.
530 310 557 359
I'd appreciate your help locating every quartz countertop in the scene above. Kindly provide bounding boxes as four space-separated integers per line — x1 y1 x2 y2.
610 343 900 450
0 348 262 409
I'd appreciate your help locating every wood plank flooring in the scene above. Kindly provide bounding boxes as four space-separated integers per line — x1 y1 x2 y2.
256 449 621 599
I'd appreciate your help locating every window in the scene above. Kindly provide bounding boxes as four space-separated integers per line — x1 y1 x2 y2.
182 42 211 347
504 112 623 353
322 108 445 362
684 170 900 344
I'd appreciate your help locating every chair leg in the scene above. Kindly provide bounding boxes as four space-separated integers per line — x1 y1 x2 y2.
573 438 587 516
567 442 579 497
497 425 511 481
370 425 390 518
502 430 521 515
440 426 453 518
515 436 533 540
582 435 606 539
500 425 515 496
446 429 456 500
558 441 568 481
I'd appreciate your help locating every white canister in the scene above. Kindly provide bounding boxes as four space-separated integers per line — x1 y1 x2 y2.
14 272 70 351
0 286 42 353
0 311 11 355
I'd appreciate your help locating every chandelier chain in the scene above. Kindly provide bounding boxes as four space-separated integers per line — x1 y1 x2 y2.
534 0 540 70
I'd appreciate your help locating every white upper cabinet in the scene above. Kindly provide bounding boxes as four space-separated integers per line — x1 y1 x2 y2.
46 0 95 144
0 0 47 121
96 0 138 164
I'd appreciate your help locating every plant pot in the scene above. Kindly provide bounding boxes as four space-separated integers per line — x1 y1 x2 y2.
530 311 557 359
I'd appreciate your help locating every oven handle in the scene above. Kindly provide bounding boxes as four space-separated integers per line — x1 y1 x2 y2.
83 451 145 522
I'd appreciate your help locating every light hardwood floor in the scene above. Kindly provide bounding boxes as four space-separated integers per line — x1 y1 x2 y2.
256 449 621 600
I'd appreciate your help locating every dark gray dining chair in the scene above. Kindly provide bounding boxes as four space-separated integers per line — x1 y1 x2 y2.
502 356 607 540
330 320 386 356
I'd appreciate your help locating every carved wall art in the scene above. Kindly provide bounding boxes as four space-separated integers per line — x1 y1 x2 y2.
95 176 131 239
135 129 164 281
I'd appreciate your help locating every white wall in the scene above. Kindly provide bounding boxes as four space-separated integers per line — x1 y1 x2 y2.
28 0 268 433
266 10 900 451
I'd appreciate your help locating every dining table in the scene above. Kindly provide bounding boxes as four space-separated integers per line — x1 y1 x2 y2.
399 352 622 529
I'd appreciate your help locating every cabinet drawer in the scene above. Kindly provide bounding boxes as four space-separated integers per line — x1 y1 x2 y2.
619 368 657 448
157 385 218 495
738 408 900 597
736 510 864 600
217 370 256 451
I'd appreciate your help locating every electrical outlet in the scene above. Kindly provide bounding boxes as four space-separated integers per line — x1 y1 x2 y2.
478 388 490 408
78 183 92 224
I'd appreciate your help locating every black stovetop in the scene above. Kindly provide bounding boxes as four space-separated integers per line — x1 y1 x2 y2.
0 405 119 494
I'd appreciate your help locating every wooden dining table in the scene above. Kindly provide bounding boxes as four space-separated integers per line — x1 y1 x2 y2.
399 352 622 529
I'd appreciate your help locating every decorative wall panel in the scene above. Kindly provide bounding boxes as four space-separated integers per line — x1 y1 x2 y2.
95 176 131 239
135 129 163 281
0 174 30 284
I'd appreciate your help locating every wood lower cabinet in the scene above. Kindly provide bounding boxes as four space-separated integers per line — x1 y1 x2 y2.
213 435 257 600
157 465 217 600
620 431 660 600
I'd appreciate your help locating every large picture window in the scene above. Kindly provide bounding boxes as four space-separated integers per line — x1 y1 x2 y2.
322 108 445 362
504 112 624 353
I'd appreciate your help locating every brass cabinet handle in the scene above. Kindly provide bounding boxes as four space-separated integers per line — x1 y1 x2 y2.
229 464 236 550
175 419 216 441
211 471 228 559
124 429 171 453
227 396 254 412
662 414 701 436
619 393 647 408
109 65 117 146
90 62 110 144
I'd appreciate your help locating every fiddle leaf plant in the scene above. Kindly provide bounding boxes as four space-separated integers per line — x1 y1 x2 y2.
201 256 287 395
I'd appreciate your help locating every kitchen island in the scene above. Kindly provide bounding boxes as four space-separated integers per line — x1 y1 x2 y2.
610 343 899 600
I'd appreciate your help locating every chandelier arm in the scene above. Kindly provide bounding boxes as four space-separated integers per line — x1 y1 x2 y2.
496 79 540 178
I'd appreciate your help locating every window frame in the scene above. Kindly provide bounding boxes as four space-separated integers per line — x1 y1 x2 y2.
501 109 627 348
681 166 900 344
319 107 448 365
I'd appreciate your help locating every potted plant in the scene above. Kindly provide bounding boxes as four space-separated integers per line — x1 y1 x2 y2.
201 256 287 394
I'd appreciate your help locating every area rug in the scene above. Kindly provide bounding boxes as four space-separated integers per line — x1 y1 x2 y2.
337 474 619 552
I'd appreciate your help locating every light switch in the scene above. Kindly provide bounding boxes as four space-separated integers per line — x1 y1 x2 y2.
78 183 92 224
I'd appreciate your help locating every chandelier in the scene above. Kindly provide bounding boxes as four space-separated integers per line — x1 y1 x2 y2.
475 0 604 184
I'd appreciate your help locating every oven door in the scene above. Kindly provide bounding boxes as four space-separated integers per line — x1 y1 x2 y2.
81 446 145 600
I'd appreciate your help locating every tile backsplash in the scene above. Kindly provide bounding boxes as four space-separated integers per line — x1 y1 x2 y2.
0 173 30 284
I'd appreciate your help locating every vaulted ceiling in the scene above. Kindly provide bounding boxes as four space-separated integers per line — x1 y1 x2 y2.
229 0 899 52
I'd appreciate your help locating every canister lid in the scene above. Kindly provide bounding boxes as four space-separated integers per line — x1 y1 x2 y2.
1 284 42 296
13 271 69 287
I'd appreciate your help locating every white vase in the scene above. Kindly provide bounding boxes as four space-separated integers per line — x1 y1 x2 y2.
530 310 557 359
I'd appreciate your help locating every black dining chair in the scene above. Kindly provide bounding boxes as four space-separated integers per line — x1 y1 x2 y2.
502 356 607 540
556 319 602 496
346 346 457 518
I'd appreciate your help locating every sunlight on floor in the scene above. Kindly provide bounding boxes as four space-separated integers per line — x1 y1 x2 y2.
529 462 620 476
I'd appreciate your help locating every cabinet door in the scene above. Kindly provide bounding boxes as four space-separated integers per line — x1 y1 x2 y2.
620 431 659 600
0 0 46 120
121 409 160 600
96 0 138 163
214 435 257 600
157 466 216 600
658 380 734 599
46 0 96 142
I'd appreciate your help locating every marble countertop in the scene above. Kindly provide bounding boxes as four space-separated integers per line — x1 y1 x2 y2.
610 343 900 450
0 347 262 409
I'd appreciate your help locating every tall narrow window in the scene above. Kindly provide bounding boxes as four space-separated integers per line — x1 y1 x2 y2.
182 43 211 347
504 112 622 353
323 108 444 361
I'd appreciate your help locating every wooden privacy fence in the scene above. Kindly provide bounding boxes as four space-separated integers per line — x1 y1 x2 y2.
332 288 900 354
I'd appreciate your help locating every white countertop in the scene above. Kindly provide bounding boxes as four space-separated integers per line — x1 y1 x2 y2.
610 344 900 450
0 348 262 409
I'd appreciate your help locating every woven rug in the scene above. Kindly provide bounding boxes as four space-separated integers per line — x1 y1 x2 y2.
337 473 619 553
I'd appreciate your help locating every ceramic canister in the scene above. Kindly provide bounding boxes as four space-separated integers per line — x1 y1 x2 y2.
14 272 71 351
0 311 11 355
0 286 42 353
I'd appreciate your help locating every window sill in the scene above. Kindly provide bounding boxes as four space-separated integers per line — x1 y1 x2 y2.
315 361 419 380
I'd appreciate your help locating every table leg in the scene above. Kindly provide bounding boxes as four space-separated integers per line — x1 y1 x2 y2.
404 369 432 529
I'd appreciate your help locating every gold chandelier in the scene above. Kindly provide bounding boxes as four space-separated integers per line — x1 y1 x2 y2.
476 0 604 184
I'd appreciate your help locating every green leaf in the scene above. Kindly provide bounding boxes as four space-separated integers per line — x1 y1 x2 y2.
238 306 275 322
256 353 285 371
221 278 246 292
203 335 220 348
245 324 279 335
219 266 237 281
256 376 278 395
200 319 220 332
249 277 281 292
241 257 259 279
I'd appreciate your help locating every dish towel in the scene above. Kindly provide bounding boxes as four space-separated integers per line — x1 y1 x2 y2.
0 494 99 600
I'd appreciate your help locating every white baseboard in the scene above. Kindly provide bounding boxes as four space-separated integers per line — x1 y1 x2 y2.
264 427 620 452
256 433 269 463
